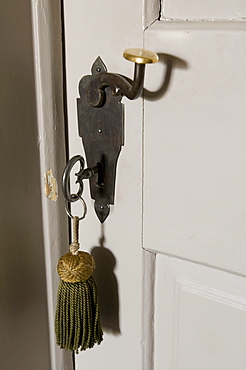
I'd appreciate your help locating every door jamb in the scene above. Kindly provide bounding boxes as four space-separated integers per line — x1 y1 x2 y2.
31 0 72 368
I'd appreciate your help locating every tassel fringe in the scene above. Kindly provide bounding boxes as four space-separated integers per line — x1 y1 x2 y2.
55 276 103 353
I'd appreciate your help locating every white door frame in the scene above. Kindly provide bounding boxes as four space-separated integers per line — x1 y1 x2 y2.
31 0 72 368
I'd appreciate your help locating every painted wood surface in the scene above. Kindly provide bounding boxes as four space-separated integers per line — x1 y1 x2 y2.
154 254 246 369
63 0 144 368
64 1 246 369
161 0 246 20
144 20 246 369
144 21 246 276
31 0 72 368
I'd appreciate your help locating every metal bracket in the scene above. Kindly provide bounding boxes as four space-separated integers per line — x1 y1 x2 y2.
62 49 159 223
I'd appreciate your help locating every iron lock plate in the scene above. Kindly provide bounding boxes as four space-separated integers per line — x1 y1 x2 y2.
77 57 124 222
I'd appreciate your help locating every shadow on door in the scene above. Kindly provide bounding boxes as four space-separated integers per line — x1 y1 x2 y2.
91 226 121 335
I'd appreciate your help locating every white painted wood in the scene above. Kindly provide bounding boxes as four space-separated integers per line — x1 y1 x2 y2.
154 253 246 369
143 0 160 29
63 1 144 368
144 21 246 276
161 0 246 20
31 0 72 368
144 19 246 369
142 249 156 370
64 2 246 369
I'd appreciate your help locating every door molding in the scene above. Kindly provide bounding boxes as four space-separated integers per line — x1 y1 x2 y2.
143 0 160 29
31 0 72 368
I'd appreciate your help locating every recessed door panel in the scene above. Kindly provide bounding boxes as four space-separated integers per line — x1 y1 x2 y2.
161 0 246 20
154 253 246 369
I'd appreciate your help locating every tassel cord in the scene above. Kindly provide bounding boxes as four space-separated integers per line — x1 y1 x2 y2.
69 216 80 255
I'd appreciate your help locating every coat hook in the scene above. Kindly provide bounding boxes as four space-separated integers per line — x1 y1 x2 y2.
62 49 159 223
87 48 159 107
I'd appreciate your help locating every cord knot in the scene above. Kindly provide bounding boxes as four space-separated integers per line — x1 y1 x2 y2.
69 242 80 255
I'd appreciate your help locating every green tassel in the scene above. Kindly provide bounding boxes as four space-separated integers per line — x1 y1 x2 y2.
55 276 103 353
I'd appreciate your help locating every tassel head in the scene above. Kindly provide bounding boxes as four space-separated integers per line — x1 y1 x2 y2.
55 250 103 353
57 251 96 282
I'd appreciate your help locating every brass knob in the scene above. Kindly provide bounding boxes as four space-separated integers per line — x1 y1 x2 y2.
123 48 159 64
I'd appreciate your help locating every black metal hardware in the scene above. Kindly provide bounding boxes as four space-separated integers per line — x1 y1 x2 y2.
87 61 145 107
62 50 158 223
62 155 85 202
76 57 124 222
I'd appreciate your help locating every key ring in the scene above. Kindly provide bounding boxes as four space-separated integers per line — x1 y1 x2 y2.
62 155 85 203
65 194 87 221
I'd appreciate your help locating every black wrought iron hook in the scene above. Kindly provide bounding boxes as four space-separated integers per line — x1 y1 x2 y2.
87 64 145 107
87 48 158 107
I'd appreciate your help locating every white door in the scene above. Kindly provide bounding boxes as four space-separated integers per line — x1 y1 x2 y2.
63 1 246 369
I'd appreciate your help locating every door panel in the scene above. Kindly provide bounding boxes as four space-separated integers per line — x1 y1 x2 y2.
144 21 246 276
154 253 246 369
161 0 246 20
